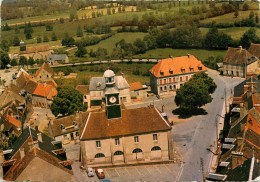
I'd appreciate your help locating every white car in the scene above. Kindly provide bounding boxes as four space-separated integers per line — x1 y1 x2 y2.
87 167 94 177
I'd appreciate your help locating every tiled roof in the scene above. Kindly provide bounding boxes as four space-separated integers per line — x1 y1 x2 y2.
5 115 22 128
22 44 50 54
223 47 257 65
129 82 143 91
0 89 25 108
228 114 247 138
150 55 207 78
3 127 73 181
33 83 57 99
45 79 58 88
16 72 30 89
252 93 260 113
51 115 79 137
80 106 171 140
248 43 260 58
24 79 38 94
35 62 54 78
75 85 90 95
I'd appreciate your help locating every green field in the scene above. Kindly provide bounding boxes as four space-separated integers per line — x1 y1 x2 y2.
135 48 226 61
201 10 260 24
54 63 154 87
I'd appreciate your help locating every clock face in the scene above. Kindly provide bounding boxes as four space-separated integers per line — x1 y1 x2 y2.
109 96 117 104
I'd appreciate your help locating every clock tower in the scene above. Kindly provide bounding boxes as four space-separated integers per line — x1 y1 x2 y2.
103 69 122 119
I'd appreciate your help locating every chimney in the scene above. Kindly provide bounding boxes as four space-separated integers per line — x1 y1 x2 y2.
20 148 25 159
231 151 244 169
187 54 190 58
239 45 242 51
37 133 42 143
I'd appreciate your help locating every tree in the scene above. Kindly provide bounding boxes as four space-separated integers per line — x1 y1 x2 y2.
10 59 18 66
61 33 75 47
107 8 111 15
75 44 87 57
242 3 249 11
19 56 27 67
13 36 20 46
256 13 259 24
28 57 35 66
43 35 49 42
59 17 65 24
92 11 96 18
76 25 83 37
51 32 58 41
0 51 10 69
174 72 216 113
240 28 259 48
45 23 53 31
36 35 42 43
0 40 9 52
51 86 87 116
249 11 254 19
234 9 239 18
24 22 33 39
133 38 147 54
112 8 116 14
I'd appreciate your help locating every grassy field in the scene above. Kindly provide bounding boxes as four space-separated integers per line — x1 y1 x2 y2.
201 10 260 24
54 62 154 87
86 32 147 53
135 48 226 61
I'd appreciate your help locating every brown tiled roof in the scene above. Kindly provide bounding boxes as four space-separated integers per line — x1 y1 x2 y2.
16 72 30 89
35 62 54 78
248 43 260 58
150 55 207 78
51 115 79 137
24 79 38 94
23 44 50 54
129 82 143 91
80 106 171 140
252 93 260 113
8 83 22 94
45 79 58 88
224 47 257 65
0 89 25 108
75 85 89 95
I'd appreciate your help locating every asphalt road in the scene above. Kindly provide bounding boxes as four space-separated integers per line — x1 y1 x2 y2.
176 70 244 181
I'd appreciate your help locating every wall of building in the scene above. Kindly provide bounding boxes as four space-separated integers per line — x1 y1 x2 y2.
247 61 259 74
81 131 171 167
119 88 131 103
32 96 52 108
223 64 245 77
35 70 53 81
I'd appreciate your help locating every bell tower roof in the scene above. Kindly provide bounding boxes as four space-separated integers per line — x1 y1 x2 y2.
104 69 115 78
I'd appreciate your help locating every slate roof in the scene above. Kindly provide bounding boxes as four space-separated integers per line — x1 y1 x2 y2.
75 85 90 95
248 43 260 58
150 55 207 78
47 54 68 61
80 106 171 140
89 75 130 91
224 47 258 65
233 77 260 97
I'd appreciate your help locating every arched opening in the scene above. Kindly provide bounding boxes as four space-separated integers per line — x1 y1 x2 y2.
151 146 162 159
132 148 143 160
95 153 105 158
114 151 124 155
151 146 161 151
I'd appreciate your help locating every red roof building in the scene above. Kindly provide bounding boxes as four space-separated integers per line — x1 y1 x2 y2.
149 54 207 95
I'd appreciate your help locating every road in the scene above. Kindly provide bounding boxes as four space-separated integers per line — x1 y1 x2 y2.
127 69 244 181
176 70 244 181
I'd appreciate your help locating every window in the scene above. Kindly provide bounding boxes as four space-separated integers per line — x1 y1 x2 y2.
115 138 120 146
132 148 142 153
180 77 182 82
40 76 42 78
114 151 124 155
169 69 173 74
186 76 188 81
134 136 139 143
164 79 166 84
84 95 87 99
160 87 163 91
164 86 167 91
159 80 162 85
173 85 176 89
47 75 49 78
181 68 185 73
198 66 202 70
169 85 172 90
151 146 161 151
169 78 172 83
95 153 105 158
173 78 175 82
153 134 158 141
96 141 101 148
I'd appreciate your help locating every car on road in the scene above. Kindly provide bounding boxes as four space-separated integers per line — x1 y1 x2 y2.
86 167 94 177
95 168 105 179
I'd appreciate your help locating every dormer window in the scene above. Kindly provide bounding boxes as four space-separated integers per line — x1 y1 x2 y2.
189 66 194 72
198 66 202 70
169 69 173 74
181 67 185 73
160 70 164 75
60 124 65 130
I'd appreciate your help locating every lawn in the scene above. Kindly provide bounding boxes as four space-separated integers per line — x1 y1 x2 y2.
54 62 154 87
201 10 260 24
86 32 148 53
135 48 226 61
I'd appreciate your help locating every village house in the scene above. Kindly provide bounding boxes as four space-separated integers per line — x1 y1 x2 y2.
150 54 207 96
19 41 53 61
129 81 148 101
34 62 54 82
47 54 69 65
248 43 260 59
80 70 173 167
89 69 131 107
223 46 259 78
0 127 74 181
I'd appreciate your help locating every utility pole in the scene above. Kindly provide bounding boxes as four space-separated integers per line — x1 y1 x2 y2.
200 157 205 182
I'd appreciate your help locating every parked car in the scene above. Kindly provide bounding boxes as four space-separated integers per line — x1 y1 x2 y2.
95 168 105 179
87 167 94 177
